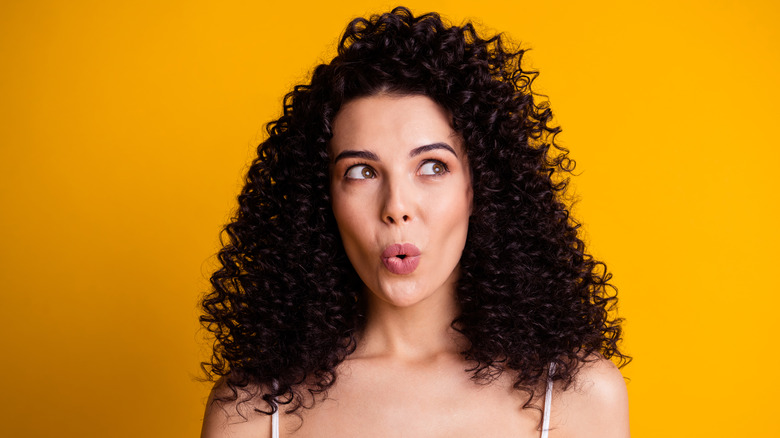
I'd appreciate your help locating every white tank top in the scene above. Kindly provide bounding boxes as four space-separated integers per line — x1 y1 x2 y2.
271 366 555 438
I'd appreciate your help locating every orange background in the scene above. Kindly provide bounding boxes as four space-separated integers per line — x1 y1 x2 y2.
1 1 778 436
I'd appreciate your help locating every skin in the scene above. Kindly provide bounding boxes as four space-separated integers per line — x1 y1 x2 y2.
201 94 630 438
329 93 473 334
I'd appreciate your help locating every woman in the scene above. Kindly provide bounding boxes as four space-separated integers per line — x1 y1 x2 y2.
201 6 629 438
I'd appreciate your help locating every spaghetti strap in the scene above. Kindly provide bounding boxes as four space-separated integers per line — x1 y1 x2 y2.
541 363 556 438
271 408 279 438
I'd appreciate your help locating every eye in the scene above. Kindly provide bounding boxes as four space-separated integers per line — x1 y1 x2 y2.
345 164 376 179
419 160 449 176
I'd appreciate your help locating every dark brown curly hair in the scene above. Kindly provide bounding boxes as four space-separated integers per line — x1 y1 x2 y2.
201 5 628 415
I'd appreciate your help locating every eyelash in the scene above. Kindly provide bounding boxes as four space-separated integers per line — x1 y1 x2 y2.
419 159 449 176
344 162 375 179
343 159 450 180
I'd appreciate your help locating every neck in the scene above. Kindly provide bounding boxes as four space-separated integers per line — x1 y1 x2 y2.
355 283 466 362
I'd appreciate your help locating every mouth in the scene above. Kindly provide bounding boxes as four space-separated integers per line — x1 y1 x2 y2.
381 243 421 275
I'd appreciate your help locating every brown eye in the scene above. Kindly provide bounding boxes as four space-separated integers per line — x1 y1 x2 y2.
419 160 448 176
346 165 376 179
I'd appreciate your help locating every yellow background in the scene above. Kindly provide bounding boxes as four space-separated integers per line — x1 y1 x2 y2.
1 0 778 436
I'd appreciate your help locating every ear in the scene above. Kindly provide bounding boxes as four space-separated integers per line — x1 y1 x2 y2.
464 156 474 215
467 184 474 216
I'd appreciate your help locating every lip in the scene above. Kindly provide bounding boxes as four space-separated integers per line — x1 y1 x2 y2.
381 243 421 275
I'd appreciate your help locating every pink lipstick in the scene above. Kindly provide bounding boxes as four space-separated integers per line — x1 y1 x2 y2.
381 243 421 275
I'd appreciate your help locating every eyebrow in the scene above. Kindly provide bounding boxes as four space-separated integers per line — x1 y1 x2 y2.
409 142 458 158
332 150 379 163
333 142 458 164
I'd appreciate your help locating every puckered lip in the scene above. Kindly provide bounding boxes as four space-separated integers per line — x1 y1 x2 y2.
380 243 421 275
381 243 422 258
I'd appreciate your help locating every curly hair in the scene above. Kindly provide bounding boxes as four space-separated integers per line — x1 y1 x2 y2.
201 6 628 415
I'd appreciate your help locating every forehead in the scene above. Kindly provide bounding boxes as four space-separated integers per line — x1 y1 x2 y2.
329 94 462 154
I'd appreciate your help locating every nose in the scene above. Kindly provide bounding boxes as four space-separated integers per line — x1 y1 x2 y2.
381 177 413 225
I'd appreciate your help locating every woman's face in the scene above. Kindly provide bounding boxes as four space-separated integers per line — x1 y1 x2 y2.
329 94 473 308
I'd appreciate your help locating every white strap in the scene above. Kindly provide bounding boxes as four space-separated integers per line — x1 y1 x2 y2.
541 363 556 438
271 408 279 438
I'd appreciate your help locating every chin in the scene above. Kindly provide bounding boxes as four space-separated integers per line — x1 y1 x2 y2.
369 279 442 308
383 293 428 308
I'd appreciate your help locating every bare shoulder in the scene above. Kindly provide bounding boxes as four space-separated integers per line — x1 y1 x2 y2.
551 356 629 438
201 379 273 438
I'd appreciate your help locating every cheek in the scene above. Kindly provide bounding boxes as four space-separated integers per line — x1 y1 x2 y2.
430 182 472 223
425 186 472 259
331 184 354 226
332 198 353 239
332 191 373 254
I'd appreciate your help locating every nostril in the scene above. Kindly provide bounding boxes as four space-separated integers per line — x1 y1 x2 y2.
385 215 409 224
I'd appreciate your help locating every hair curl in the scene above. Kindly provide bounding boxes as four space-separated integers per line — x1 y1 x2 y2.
201 6 628 415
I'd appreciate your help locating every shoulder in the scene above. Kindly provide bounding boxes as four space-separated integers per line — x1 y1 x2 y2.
201 379 273 438
550 356 629 438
